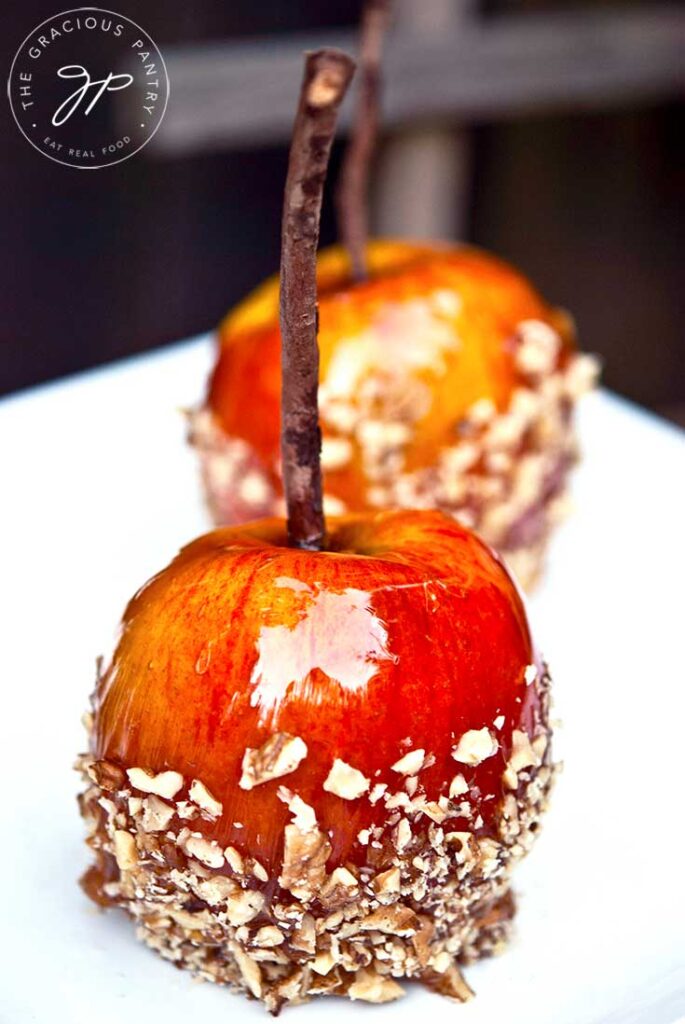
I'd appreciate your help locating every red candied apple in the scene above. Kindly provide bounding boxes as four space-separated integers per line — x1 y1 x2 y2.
79 46 555 1013
82 509 553 1009
195 240 598 592
190 1 598 591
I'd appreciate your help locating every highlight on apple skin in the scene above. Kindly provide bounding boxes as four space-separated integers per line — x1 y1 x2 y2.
78 509 555 1011
191 239 599 591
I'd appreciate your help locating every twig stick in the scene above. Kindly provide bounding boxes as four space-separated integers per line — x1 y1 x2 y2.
280 49 355 550
336 0 391 282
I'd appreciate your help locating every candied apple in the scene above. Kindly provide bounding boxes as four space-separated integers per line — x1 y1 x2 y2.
81 510 553 1010
195 240 598 589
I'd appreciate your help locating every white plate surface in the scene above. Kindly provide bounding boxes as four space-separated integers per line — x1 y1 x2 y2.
1 338 684 1023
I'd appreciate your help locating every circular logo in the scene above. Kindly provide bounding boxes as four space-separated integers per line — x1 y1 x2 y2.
7 8 169 169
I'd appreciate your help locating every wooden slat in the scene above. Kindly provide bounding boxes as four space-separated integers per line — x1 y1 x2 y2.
146 6 685 154
374 0 477 240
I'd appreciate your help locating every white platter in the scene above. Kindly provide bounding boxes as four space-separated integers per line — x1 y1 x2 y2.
1 337 683 1022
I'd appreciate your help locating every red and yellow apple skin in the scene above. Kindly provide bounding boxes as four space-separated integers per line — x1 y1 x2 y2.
81 510 554 1008
192 240 596 589
93 510 544 874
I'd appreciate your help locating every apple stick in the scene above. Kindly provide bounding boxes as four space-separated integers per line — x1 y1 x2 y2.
280 49 356 551
336 0 391 282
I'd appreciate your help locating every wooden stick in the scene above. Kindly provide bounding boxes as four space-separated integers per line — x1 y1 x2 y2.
280 49 355 550
336 0 391 281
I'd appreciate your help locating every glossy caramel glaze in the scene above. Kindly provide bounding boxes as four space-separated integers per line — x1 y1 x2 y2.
207 240 575 513
94 509 546 877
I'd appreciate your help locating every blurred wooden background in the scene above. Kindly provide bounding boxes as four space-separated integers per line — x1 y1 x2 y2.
1 0 684 424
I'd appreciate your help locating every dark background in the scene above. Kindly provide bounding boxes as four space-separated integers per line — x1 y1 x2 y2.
2 0 684 424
